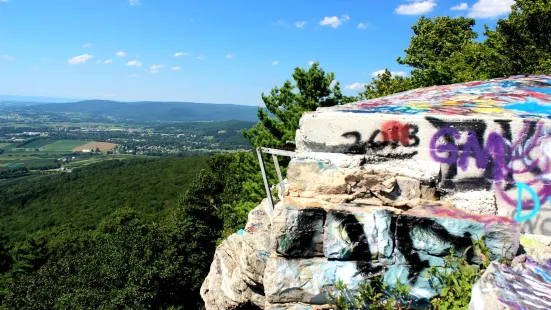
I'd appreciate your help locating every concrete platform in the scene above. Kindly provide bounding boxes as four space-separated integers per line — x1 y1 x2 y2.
295 75 551 235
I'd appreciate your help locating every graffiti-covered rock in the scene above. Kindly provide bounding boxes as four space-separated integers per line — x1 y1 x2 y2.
323 206 393 260
270 202 325 257
263 256 383 305
468 256 551 310
202 75 551 309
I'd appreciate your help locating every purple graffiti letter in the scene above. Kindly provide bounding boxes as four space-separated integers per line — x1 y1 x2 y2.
458 131 488 171
430 127 460 165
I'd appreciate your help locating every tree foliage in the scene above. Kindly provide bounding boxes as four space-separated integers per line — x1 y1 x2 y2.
361 0 551 100
244 62 356 148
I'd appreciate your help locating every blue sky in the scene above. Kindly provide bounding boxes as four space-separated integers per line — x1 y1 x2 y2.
0 0 514 106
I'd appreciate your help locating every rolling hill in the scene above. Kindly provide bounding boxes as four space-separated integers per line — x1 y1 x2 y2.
18 99 261 122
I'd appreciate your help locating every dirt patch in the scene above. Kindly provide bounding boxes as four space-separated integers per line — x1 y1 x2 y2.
72 142 118 152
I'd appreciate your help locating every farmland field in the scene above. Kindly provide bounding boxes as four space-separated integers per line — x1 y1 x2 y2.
72 142 118 152
43 140 88 151
0 143 15 148
17 138 52 148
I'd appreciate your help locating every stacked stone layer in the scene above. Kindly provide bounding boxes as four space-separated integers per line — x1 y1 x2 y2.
201 157 521 309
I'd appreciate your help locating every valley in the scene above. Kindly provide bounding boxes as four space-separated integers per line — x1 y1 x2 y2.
0 100 256 180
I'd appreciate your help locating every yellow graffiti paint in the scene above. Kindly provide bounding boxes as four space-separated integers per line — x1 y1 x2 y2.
472 107 506 113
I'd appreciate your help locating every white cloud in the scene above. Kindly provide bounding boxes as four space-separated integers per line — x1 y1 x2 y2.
226 53 233 59
272 61 279 66
357 22 370 29
126 60 142 67
319 15 350 28
128 0 140 6
345 82 366 90
104 59 112 64
294 21 307 28
83 42 93 48
68 54 93 65
468 0 514 18
149 64 163 73
308 61 315 66
196 55 204 60
451 3 468 11
395 1 437 15
128 73 138 78
174 52 189 57
330 80 337 87
274 19 287 27
0 0 9 3
372 70 407 77
170 66 181 71
1 54 14 60
116 51 126 57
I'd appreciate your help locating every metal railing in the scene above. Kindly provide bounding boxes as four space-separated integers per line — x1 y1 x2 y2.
255 147 296 216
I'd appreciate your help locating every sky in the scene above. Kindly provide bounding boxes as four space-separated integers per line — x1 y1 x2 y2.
0 0 515 106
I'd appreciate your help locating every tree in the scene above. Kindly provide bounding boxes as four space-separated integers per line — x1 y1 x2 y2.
243 62 356 148
484 0 551 76
359 69 416 100
397 16 483 87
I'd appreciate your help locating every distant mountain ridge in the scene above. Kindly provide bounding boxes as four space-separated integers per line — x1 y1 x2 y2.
9 99 262 123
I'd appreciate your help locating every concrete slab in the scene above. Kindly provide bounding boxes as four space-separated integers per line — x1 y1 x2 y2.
294 75 551 235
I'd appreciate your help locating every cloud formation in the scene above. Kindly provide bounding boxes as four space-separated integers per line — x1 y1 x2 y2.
272 61 279 66
395 1 436 15
345 82 365 90
150 64 163 73
319 15 350 28
372 70 407 77
174 52 189 57
104 59 112 64
468 0 514 18
116 51 126 57
126 60 142 67
170 66 181 71
226 53 233 59
196 55 204 60
451 3 469 11
308 61 315 66
68 54 93 65
128 0 140 6
294 21 307 28
357 22 370 29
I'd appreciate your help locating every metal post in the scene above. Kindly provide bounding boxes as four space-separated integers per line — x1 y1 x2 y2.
272 154 285 200
256 148 274 216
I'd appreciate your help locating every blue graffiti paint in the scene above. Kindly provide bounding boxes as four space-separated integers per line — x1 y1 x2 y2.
535 267 551 283
317 161 324 169
504 100 551 116
237 229 244 235
515 182 542 222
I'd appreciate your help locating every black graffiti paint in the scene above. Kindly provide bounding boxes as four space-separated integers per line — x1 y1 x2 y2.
276 208 325 257
394 215 474 282
331 211 372 261
341 123 420 158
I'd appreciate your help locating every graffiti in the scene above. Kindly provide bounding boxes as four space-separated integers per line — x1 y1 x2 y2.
341 121 419 156
427 116 551 223
474 257 551 309
324 75 551 119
